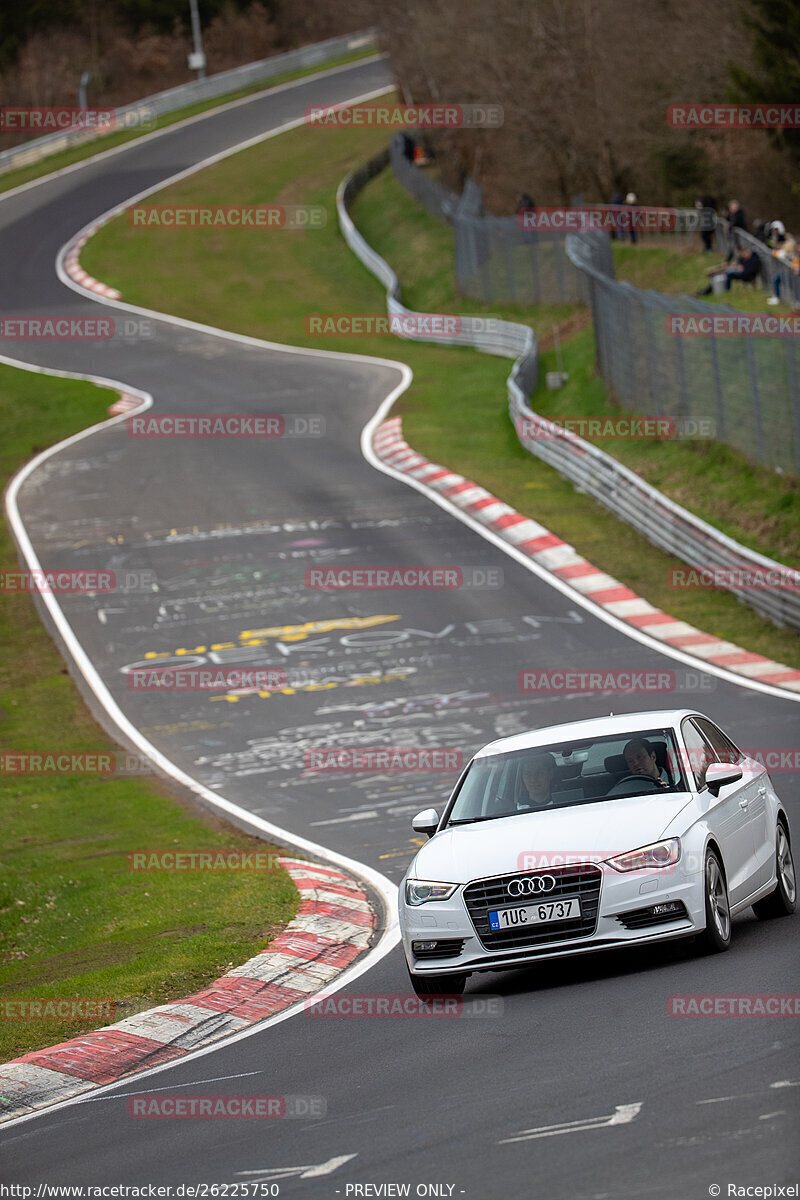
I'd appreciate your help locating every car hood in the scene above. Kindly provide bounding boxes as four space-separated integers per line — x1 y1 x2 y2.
410 793 694 882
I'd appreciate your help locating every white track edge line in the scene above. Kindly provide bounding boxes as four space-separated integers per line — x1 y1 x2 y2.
1 67 797 1130
0 55 385 205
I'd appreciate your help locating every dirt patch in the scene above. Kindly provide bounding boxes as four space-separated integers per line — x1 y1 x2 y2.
536 309 593 351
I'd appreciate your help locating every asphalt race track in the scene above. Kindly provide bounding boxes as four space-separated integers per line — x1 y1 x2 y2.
1 57 799 1198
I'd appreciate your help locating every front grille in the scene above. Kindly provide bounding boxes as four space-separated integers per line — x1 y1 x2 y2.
463 865 602 950
616 901 688 930
413 939 465 960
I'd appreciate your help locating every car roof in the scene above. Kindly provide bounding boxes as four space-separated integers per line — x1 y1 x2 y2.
474 709 704 760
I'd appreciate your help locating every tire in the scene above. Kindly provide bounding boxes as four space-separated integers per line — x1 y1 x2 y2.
753 821 796 920
408 970 467 997
697 849 732 953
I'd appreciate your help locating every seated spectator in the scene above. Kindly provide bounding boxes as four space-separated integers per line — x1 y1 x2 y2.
696 245 761 295
767 235 800 305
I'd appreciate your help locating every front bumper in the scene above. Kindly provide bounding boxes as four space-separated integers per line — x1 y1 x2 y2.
400 863 704 975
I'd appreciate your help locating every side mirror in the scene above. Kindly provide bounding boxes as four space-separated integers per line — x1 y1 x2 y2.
705 762 743 796
411 808 440 838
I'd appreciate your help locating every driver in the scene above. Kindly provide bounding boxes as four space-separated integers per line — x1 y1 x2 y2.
621 738 670 788
520 753 557 809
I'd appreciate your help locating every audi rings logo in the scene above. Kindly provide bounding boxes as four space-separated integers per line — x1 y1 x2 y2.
507 875 557 897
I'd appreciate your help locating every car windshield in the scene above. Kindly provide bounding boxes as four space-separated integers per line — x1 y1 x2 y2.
446 728 687 825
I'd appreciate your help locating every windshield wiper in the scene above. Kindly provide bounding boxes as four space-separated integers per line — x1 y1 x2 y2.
448 814 507 825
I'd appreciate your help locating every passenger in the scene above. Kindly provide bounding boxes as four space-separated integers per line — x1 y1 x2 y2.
520 753 557 808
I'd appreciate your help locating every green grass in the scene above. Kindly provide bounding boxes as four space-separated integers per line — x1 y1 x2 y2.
80 101 800 670
613 241 781 312
0 366 299 1062
0 47 378 198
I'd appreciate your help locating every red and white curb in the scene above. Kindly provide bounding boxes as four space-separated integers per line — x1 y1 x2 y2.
373 416 800 694
0 858 374 1121
63 226 120 300
108 391 143 416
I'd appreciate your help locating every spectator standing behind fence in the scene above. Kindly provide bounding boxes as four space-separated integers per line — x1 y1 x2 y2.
697 244 761 295
624 192 638 244
722 199 747 256
516 193 536 244
609 192 624 240
695 195 717 252
767 235 800 306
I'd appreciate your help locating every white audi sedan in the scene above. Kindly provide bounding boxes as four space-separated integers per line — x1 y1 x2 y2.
400 711 795 995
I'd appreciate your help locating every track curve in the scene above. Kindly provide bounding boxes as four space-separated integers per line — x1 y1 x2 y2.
1 56 798 1197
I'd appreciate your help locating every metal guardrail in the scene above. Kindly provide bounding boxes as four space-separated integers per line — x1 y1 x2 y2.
338 151 538 377
340 150 799 632
510 392 800 631
391 152 800 476
0 30 377 175
719 225 800 307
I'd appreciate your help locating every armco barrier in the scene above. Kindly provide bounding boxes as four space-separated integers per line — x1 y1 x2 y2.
338 151 538 388
0 30 377 176
339 150 799 632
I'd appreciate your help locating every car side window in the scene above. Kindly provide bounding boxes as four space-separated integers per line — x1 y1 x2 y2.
693 718 742 766
681 719 716 788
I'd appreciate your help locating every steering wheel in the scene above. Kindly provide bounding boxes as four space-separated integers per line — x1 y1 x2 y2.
614 773 666 790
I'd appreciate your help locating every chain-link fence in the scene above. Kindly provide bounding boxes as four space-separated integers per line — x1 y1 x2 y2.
714 225 800 307
389 137 593 305
566 231 800 474
342 150 800 632
390 145 800 475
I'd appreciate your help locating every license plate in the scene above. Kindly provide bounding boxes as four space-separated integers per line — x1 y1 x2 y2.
488 897 581 930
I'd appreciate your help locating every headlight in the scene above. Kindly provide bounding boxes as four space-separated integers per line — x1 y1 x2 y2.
606 838 681 872
405 880 459 906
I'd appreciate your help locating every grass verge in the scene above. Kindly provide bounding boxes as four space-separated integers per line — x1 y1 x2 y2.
0 366 299 1061
80 101 799 670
